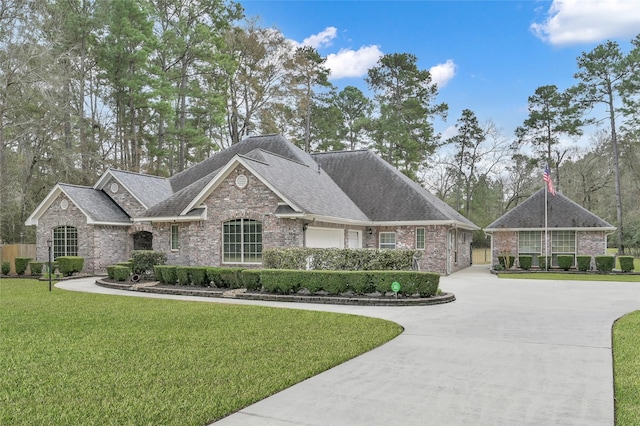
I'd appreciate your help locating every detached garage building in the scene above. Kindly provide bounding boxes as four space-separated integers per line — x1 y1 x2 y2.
484 189 615 268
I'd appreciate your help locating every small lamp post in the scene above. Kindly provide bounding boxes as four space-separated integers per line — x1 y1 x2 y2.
47 238 52 292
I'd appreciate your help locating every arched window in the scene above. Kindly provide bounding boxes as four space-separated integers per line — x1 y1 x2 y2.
53 226 78 258
223 219 262 263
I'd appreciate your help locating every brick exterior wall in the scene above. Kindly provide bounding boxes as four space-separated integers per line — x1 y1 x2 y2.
491 230 609 267
35 193 129 274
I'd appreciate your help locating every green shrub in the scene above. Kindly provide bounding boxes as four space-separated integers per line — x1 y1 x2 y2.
206 268 223 287
57 256 84 276
518 255 532 271
595 255 614 272
348 273 377 294
131 250 167 276
259 270 300 294
176 267 191 285
220 268 244 289
557 255 574 271
262 248 416 271
159 266 177 284
1 261 10 275
153 265 164 283
28 262 44 276
576 255 592 272
240 270 262 291
106 265 117 280
189 267 208 286
323 271 349 295
112 265 130 281
619 256 635 272
15 257 31 275
538 255 551 270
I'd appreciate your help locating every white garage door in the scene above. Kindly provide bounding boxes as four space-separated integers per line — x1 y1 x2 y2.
306 227 344 248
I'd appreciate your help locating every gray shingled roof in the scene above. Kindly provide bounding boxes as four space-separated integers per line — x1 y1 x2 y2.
241 150 369 221
61 184 130 224
169 134 308 192
485 188 615 230
108 169 173 208
143 169 220 218
312 150 478 227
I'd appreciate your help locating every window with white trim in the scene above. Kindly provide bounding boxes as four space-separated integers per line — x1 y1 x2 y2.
53 226 78 259
552 231 575 254
379 232 396 250
223 219 262 263
171 224 179 251
416 227 425 250
518 231 541 254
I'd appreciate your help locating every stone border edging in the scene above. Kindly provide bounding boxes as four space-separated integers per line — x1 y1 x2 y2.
95 278 455 306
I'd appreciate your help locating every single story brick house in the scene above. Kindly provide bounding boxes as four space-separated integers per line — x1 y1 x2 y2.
25 134 478 275
484 188 615 268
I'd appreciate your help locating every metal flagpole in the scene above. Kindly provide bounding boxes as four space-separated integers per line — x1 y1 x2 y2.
545 177 548 271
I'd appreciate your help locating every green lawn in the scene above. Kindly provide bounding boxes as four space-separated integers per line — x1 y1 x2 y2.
613 311 640 426
0 279 402 425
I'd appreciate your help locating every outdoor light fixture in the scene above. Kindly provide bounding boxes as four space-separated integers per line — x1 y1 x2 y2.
367 227 373 236
302 223 308 231
46 238 52 292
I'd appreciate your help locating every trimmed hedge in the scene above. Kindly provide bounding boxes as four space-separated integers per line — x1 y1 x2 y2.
262 248 417 271
518 255 532 271
154 265 177 284
15 257 31 275
240 270 262 291
112 265 130 281
57 256 84 276
258 269 439 297
538 255 551 270
206 267 244 288
176 266 191 285
576 255 592 272
28 262 44 276
131 250 167 276
557 255 574 271
190 267 208 286
1 261 10 275
619 256 635 272
595 255 614 272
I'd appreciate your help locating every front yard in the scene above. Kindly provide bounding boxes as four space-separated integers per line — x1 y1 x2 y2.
0 279 402 425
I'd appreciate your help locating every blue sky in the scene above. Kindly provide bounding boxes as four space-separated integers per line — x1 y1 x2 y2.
240 0 639 142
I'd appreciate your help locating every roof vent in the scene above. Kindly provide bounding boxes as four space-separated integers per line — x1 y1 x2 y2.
235 174 248 189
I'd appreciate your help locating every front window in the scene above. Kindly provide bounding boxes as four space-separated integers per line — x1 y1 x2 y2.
416 228 425 250
552 231 575 253
171 225 179 251
53 226 78 258
519 231 542 254
223 219 262 263
379 232 396 250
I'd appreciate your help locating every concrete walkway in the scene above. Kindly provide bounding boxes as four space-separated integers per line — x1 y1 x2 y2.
57 266 639 425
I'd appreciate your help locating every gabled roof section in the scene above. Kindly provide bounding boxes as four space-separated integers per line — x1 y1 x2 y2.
312 150 479 229
94 168 173 209
485 188 615 231
25 183 130 226
169 134 309 193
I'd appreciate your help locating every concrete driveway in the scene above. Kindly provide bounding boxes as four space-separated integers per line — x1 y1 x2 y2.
58 266 639 425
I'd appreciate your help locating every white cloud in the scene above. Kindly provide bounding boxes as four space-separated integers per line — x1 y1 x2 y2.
531 0 640 45
325 45 384 79
298 27 338 49
429 60 456 88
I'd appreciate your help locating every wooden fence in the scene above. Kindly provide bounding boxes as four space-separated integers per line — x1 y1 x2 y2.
1 244 37 275
472 247 491 265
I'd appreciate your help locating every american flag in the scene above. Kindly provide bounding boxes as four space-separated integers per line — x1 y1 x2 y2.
543 165 556 195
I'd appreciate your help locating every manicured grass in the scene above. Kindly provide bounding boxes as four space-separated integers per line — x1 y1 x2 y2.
613 311 640 426
497 272 640 282
0 279 402 425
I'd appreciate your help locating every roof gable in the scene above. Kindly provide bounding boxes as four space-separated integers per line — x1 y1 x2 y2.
485 189 615 230
94 168 173 209
25 184 130 226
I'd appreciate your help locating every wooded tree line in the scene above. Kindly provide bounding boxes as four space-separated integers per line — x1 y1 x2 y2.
1 1 639 253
